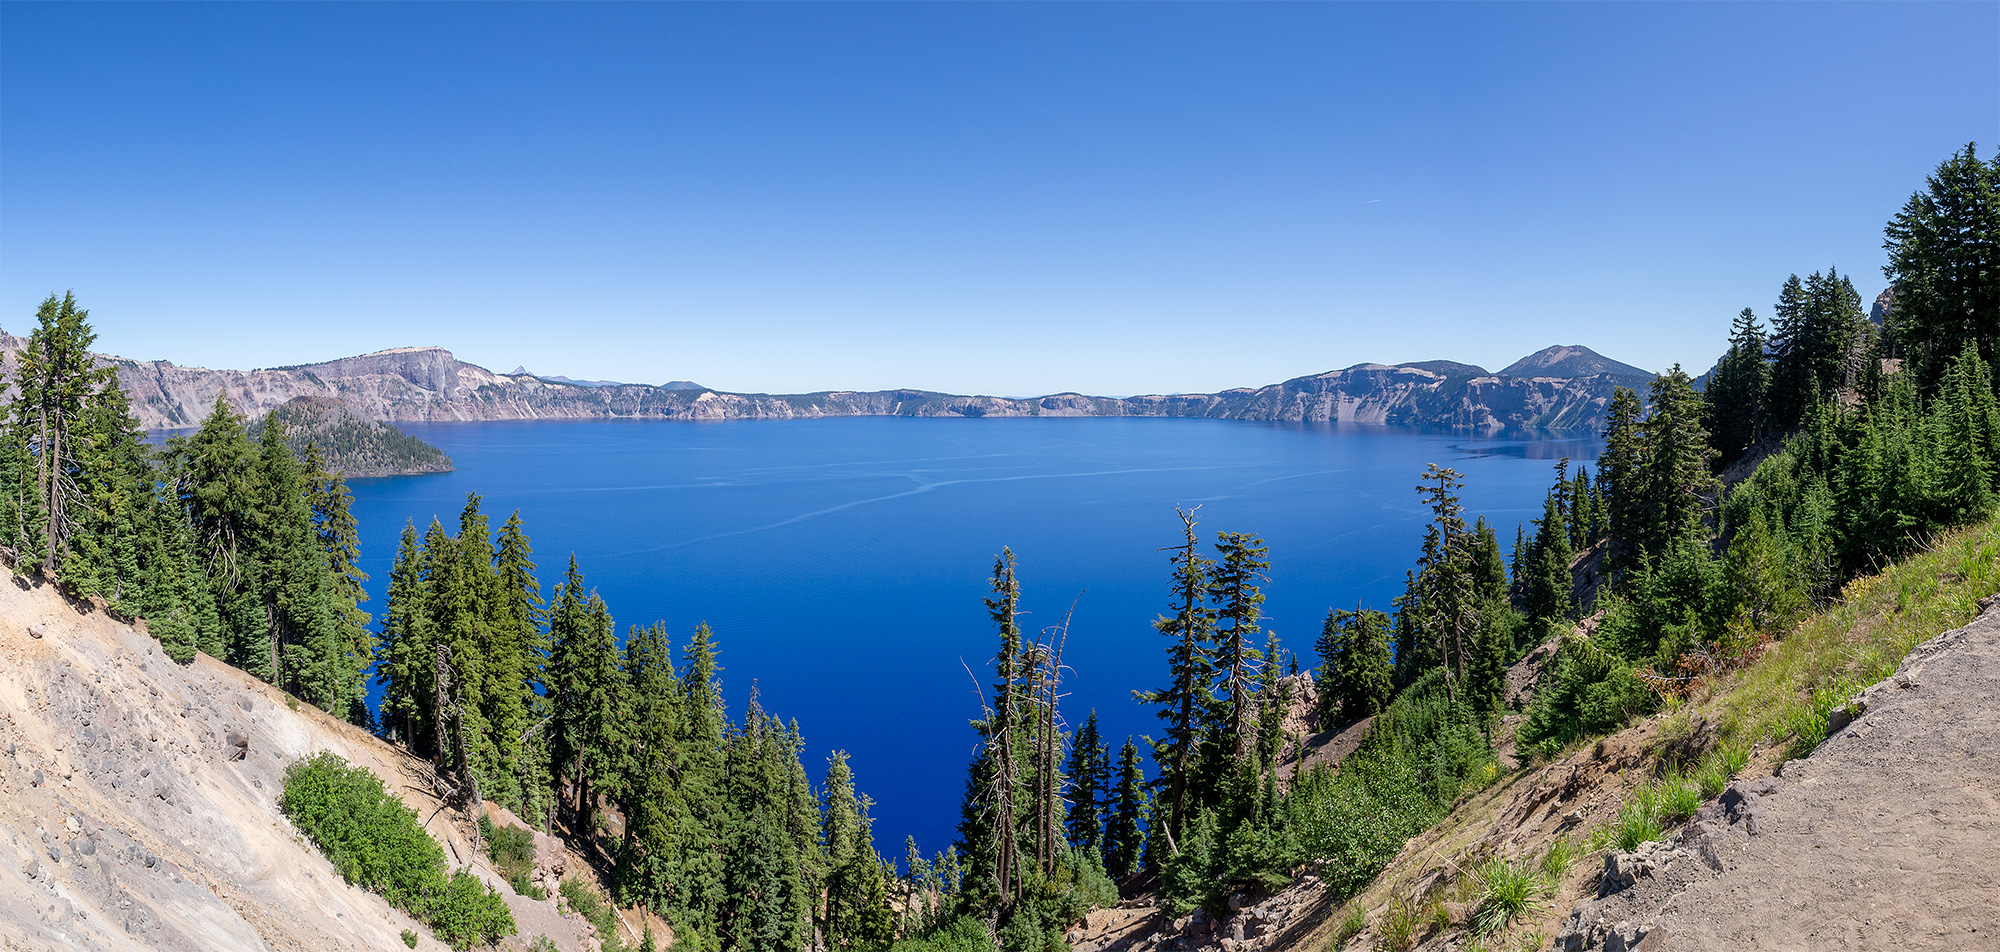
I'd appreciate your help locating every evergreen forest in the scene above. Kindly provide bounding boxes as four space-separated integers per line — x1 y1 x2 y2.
1 142 1993 952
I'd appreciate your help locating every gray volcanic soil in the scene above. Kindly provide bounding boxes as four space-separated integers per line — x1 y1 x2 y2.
0 570 606 952
1558 603 2000 951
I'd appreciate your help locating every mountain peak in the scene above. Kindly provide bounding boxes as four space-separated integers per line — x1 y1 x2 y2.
1498 345 1651 379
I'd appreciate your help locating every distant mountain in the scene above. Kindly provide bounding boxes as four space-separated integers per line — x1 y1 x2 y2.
0 331 1650 431
510 366 705 390
247 395 453 478
1498 345 1652 380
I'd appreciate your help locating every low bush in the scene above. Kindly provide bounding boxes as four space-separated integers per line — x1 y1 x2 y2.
561 878 626 952
477 814 545 898
280 752 516 950
885 916 1000 952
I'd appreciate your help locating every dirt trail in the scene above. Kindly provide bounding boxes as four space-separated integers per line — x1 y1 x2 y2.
0 570 608 952
1557 603 2000 951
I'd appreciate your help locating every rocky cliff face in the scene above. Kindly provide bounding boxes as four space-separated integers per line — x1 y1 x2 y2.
0 333 1648 431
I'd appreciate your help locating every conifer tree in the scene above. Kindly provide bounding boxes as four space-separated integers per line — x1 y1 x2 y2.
302 443 374 724
1390 570 1424 688
1599 386 1648 576
1637 367 1719 559
1315 607 1393 727
1469 516 1509 604
977 548 1024 902
1414 465 1477 694
1883 143 1999 387
1063 710 1109 857
614 622 694 915
1705 308 1771 467
9 292 116 574
1136 508 1215 852
1521 466 1575 638
377 521 437 750
254 419 335 691
1208 531 1268 761
547 555 625 837
1927 341 2000 524
1104 738 1146 878
178 394 268 676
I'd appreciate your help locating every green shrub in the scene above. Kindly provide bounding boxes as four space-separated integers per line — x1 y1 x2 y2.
477 814 544 898
1287 670 1496 904
885 916 998 952
508 868 547 900
1331 904 1366 947
401 930 418 949
1785 678 1857 759
279 752 516 950
561 878 625 952
1517 635 1656 758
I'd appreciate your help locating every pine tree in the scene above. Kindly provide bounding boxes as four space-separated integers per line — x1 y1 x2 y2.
1599 386 1647 577
177 394 268 677
1136 508 1215 852
1469 516 1508 604
9 292 116 575
974 547 1025 904
1521 465 1575 638
1208 531 1269 762
1414 465 1477 694
1390 570 1424 688
1104 738 1146 878
1705 308 1771 467
254 417 337 692
1063 710 1110 857
1882 143 2000 387
547 555 625 837
1315 607 1393 727
302 443 374 725
1636 367 1719 561
614 622 693 916
1926 341 2000 523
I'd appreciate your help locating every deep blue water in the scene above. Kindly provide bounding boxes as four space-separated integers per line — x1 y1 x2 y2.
343 417 1599 855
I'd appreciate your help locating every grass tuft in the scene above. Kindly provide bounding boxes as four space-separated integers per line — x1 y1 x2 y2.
1469 858 1541 935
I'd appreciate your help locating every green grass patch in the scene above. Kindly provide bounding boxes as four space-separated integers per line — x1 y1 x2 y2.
1469 858 1541 935
1713 515 2000 760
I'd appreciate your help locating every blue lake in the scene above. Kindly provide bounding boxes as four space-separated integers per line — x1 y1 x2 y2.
343 417 1599 855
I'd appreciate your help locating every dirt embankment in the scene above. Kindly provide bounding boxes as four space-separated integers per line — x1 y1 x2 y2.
1554 602 2000 951
0 570 621 952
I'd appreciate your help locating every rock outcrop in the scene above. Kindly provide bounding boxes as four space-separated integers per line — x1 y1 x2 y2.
0 332 1650 432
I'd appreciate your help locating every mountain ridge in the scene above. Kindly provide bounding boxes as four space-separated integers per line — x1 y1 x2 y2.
0 332 1654 432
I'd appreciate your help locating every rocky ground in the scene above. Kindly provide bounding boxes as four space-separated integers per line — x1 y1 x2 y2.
0 569 627 952
1553 602 2000 951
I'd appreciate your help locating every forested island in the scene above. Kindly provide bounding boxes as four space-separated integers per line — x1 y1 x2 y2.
249 395 454 478
0 144 1993 952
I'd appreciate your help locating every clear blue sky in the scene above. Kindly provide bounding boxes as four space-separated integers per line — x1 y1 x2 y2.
2 2 1994 396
